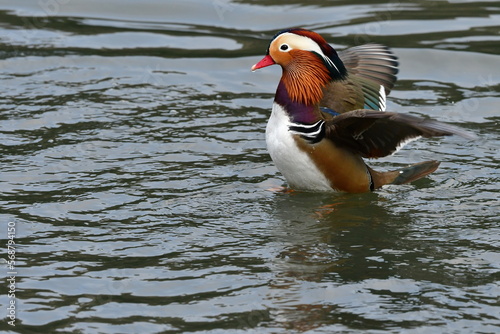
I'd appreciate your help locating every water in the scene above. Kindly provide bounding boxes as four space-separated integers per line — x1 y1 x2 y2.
0 0 499 333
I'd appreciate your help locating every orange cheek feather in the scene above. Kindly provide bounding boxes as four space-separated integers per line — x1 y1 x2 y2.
281 51 332 105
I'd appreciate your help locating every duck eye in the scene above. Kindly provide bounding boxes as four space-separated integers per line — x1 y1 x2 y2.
280 44 289 51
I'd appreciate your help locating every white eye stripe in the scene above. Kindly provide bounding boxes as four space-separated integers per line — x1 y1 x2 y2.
277 33 340 74
278 33 321 52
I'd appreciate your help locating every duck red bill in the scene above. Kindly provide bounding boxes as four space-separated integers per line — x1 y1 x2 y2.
251 55 275 71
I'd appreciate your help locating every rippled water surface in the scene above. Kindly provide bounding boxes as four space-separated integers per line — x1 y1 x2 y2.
0 1 499 333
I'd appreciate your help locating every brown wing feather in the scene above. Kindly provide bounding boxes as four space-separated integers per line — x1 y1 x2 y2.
338 44 399 94
320 80 364 115
324 110 476 158
321 44 399 114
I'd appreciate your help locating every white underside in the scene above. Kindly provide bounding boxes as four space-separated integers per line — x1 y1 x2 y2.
266 103 333 191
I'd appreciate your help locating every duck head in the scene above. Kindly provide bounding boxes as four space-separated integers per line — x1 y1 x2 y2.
252 28 347 105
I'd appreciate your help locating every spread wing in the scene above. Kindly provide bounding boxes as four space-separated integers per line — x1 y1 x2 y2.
339 43 399 95
324 109 476 158
334 44 399 112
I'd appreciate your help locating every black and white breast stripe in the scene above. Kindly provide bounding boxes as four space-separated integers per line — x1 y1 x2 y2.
288 120 326 144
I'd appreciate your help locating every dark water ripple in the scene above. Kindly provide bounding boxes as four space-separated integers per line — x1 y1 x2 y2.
0 0 499 333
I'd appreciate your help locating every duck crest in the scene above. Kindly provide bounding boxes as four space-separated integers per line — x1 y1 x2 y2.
277 28 338 60
271 29 347 107
282 28 347 79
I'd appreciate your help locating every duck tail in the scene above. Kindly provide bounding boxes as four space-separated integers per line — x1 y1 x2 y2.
368 160 441 189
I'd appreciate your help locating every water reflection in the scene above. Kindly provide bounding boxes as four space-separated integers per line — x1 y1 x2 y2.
259 190 500 331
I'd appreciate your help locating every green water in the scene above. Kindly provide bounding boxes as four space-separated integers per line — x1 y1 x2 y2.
0 1 499 333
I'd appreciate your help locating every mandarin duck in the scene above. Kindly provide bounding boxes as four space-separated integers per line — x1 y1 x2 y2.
251 28 474 193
